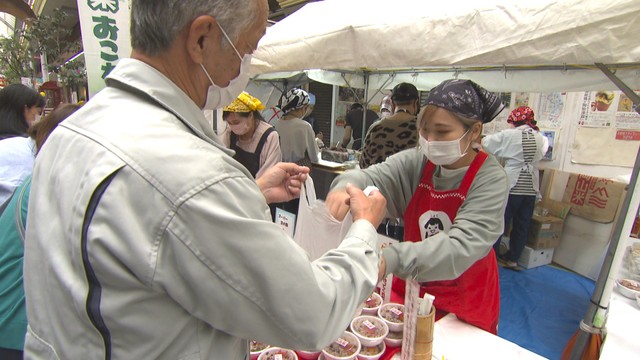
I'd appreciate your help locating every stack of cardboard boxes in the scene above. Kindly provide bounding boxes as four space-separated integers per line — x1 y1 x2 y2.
517 199 572 269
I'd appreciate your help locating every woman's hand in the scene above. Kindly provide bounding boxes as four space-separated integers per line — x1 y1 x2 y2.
256 163 310 204
326 188 351 221
327 184 387 227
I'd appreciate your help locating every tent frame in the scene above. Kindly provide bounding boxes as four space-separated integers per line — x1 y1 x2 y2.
569 66 640 360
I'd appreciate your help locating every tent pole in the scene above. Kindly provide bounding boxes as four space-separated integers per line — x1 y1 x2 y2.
569 145 640 359
341 73 362 104
266 80 284 94
366 73 396 104
361 71 370 150
595 63 640 114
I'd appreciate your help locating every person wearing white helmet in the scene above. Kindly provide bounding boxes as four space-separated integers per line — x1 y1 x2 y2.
274 88 320 216
275 88 319 166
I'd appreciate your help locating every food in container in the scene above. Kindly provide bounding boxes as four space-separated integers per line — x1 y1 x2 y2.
360 292 383 315
383 330 402 347
357 342 386 360
322 331 361 360
616 278 640 299
626 243 640 279
258 347 299 360
377 303 405 332
250 340 271 360
350 315 388 347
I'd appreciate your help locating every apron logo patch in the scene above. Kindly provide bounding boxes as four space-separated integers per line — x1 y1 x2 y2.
418 210 452 239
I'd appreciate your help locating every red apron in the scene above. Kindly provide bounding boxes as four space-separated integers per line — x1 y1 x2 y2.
390 151 500 334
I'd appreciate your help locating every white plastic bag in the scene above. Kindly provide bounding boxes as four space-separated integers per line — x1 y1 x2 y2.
293 176 352 261
376 234 399 303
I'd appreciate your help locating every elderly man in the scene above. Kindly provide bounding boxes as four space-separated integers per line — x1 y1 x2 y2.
23 1 386 359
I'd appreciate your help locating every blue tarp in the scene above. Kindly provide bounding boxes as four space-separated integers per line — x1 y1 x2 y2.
498 265 596 360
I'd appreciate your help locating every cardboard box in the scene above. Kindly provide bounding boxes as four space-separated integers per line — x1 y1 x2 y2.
527 214 564 249
518 246 554 269
503 199 571 238
538 199 572 220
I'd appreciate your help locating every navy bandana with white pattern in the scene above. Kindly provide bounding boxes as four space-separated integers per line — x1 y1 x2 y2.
425 79 505 123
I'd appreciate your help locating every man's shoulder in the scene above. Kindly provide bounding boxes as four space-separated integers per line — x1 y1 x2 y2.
61 92 248 189
371 117 416 131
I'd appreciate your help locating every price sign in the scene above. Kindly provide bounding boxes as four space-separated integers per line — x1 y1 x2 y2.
401 278 420 360
274 208 296 237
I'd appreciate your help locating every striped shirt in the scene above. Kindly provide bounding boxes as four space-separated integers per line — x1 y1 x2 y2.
510 130 537 196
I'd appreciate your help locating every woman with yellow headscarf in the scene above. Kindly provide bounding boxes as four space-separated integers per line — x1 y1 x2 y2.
222 92 282 179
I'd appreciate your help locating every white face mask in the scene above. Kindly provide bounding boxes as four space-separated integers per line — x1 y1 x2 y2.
228 119 252 136
200 24 252 110
419 130 471 166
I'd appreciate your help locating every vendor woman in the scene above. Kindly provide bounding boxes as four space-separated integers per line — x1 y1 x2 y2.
222 92 282 179
327 79 509 334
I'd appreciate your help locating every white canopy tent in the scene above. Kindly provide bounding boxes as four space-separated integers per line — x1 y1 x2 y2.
250 1 640 359
250 0 640 93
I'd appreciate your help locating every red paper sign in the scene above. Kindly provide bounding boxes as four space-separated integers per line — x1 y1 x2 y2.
616 130 640 141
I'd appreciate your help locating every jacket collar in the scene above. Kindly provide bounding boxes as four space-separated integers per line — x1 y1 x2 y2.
105 58 232 155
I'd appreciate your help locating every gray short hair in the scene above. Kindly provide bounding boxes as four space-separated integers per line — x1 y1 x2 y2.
131 0 258 56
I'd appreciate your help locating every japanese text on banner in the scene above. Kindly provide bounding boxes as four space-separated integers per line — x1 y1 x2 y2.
77 0 132 97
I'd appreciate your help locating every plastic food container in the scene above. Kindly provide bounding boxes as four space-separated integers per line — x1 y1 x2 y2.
322 331 361 360
350 315 388 347
616 278 640 299
377 303 405 332
250 340 271 360
383 330 402 348
360 293 383 316
296 349 322 360
357 342 386 360
258 347 299 360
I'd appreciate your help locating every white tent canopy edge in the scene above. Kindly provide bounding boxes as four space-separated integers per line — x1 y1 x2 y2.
250 0 640 93
254 65 640 93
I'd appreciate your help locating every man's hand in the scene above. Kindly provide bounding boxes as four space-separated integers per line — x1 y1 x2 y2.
326 185 387 227
328 186 387 280
346 184 386 228
256 163 310 204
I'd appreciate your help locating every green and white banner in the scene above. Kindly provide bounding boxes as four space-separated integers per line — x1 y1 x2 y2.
77 0 131 98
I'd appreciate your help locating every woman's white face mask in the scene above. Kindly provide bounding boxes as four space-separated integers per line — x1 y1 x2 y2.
419 129 471 166
228 117 252 136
